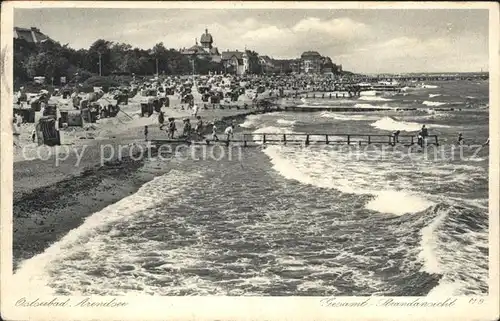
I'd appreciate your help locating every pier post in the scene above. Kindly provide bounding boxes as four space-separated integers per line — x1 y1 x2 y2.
243 134 247 147
435 136 439 146
305 135 310 146
263 134 266 144
283 134 287 145
325 134 329 144
347 135 350 145
368 136 371 144
388 135 392 145
411 136 414 145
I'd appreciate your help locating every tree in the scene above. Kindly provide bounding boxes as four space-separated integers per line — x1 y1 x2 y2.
88 39 113 75
247 51 262 74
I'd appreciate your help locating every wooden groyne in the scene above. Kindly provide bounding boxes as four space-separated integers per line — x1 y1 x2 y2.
279 106 461 113
150 133 439 147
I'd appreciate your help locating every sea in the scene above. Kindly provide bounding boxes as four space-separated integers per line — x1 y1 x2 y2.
13 80 490 297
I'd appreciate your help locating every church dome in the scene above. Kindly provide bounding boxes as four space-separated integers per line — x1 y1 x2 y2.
200 29 213 44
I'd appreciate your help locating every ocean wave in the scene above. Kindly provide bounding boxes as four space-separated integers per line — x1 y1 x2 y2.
358 96 393 102
276 119 297 126
12 170 203 296
422 101 447 107
429 94 442 98
261 144 435 216
359 90 378 96
365 191 435 216
421 84 439 89
320 112 380 121
354 103 394 109
370 117 451 132
420 204 488 296
240 114 263 128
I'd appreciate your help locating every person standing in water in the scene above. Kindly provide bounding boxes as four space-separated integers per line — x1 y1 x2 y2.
457 133 464 145
421 125 429 146
392 130 401 144
417 131 423 147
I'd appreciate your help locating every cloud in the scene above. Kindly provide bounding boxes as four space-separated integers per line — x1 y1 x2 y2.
337 34 488 73
236 17 371 58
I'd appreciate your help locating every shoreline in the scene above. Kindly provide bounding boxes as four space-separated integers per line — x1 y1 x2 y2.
12 103 279 270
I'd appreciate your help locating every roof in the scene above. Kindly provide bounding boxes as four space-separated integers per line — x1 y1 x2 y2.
221 50 249 61
200 29 213 44
301 51 321 58
221 51 242 60
14 27 49 43
209 47 220 55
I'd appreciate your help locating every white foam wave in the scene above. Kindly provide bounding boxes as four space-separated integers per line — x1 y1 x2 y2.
358 96 392 102
359 90 377 96
421 84 439 89
423 101 447 107
261 144 434 216
429 94 442 98
276 119 296 126
370 117 451 132
239 114 262 128
418 207 449 274
320 112 380 121
12 170 203 296
365 191 435 216
354 103 394 110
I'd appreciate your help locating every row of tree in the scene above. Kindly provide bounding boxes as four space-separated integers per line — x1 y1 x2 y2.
14 36 342 87
14 38 268 86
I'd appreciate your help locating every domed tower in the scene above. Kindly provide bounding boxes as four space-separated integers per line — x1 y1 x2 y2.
200 28 213 50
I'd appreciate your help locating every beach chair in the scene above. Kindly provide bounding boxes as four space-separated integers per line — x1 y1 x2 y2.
37 117 61 146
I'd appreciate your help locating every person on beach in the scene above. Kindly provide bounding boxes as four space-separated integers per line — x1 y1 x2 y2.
211 123 219 142
457 133 464 145
224 124 234 142
192 103 199 117
482 138 490 146
195 116 204 139
182 118 192 137
168 118 177 139
12 117 20 147
158 111 165 129
144 125 149 141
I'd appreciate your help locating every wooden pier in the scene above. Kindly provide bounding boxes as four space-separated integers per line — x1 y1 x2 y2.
150 133 439 148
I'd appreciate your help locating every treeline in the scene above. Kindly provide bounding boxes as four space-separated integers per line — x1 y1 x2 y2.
14 38 265 88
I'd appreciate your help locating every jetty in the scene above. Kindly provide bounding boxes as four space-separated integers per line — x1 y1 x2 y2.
150 133 439 148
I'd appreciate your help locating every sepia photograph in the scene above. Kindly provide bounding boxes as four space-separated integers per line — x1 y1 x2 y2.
1 2 499 320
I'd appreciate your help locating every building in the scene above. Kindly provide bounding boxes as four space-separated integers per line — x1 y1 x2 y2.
221 50 250 75
181 29 221 62
258 55 276 73
300 51 322 74
321 56 334 74
14 27 50 44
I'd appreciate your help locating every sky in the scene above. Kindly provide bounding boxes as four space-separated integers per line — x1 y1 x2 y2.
14 8 489 73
